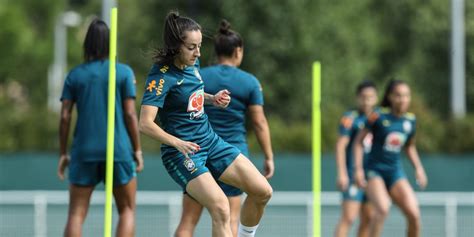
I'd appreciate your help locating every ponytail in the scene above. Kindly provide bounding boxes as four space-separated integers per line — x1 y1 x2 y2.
214 19 243 57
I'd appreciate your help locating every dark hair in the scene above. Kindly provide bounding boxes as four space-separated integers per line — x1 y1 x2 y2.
83 19 109 62
381 79 407 107
153 11 201 64
214 19 243 57
356 80 376 95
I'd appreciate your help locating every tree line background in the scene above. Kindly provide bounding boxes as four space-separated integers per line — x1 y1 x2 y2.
1 0 473 154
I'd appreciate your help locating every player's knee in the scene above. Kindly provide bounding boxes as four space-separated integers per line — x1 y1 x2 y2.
342 214 357 226
360 208 375 224
116 202 136 216
68 208 88 223
360 213 373 226
118 207 135 219
341 207 360 225
249 182 273 204
374 206 390 220
208 200 230 224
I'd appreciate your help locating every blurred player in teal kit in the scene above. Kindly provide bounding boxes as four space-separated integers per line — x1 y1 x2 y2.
139 12 272 237
334 81 376 237
174 20 274 237
57 19 143 237
354 80 428 237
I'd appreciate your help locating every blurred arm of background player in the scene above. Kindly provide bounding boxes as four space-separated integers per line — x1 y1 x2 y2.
248 105 274 179
123 98 144 173
353 128 370 188
58 100 74 180
404 136 428 190
335 136 350 191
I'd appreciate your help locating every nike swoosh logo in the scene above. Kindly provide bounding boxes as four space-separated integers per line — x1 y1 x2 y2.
177 79 184 85
243 230 254 234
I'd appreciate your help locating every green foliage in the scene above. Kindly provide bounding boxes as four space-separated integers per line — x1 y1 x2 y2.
443 115 474 153
0 0 474 153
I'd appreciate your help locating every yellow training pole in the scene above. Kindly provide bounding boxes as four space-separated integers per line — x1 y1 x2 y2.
312 61 321 237
104 7 118 237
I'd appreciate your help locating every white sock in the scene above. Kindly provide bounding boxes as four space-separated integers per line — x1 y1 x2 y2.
238 223 259 237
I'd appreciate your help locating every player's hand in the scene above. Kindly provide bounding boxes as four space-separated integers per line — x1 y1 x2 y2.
263 158 274 179
415 168 428 190
173 139 200 158
354 168 366 189
337 173 349 191
134 151 144 173
57 154 70 181
213 89 231 108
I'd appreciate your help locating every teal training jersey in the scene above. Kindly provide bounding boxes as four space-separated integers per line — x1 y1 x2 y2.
201 65 263 149
60 60 136 162
365 108 416 170
141 61 215 151
338 110 372 179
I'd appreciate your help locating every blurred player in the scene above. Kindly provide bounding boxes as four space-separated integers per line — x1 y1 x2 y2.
354 80 428 237
334 81 376 237
174 19 274 237
58 19 143 237
139 12 272 237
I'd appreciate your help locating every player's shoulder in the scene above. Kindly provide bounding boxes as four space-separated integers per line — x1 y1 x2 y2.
367 107 387 123
237 69 261 91
372 107 390 118
66 63 92 81
235 67 255 77
200 64 218 75
147 63 176 82
342 109 358 119
235 68 258 82
403 112 416 121
116 62 133 73
378 107 391 115
68 62 88 75
339 109 358 128
116 62 135 81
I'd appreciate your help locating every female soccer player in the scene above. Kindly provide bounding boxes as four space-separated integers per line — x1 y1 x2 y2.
334 81 376 237
139 12 272 237
174 20 274 237
354 80 428 237
58 19 143 237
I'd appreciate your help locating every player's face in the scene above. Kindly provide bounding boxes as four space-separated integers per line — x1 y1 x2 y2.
176 30 202 67
357 87 377 112
390 84 411 113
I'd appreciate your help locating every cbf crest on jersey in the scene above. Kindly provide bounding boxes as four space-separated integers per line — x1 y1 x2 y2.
384 132 407 152
194 67 203 83
362 133 373 153
187 89 204 120
403 120 412 133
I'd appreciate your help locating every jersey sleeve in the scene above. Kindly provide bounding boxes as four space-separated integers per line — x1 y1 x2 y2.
122 65 136 98
248 77 264 105
338 113 354 136
141 73 174 108
60 73 75 101
365 111 380 131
